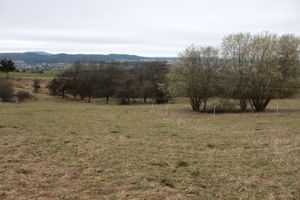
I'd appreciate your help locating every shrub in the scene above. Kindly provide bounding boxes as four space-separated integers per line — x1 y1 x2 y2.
16 91 30 102
0 79 14 102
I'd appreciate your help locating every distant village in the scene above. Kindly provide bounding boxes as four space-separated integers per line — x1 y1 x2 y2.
14 60 65 72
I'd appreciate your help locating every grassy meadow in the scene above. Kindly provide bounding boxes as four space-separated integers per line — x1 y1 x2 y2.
0 93 299 199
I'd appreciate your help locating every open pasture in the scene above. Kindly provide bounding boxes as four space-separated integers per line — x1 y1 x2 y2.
0 96 299 199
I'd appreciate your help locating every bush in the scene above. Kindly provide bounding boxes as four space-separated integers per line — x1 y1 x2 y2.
0 79 14 102
16 91 30 102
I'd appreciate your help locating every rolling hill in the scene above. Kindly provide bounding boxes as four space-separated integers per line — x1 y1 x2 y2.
0 52 148 63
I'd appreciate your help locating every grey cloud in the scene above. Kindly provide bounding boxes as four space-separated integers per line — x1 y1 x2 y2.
1 0 299 56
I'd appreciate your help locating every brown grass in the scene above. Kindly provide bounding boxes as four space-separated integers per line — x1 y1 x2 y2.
9 78 50 94
0 95 299 199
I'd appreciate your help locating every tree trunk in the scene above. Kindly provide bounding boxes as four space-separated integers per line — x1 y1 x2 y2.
249 100 255 111
106 96 109 104
251 98 271 112
190 97 201 112
239 99 247 112
143 96 147 104
202 99 207 111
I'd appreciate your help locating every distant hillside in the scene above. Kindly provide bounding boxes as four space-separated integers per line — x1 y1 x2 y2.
0 52 150 63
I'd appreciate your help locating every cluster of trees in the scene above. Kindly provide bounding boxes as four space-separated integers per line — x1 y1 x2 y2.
49 61 169 104
0 59 15 77
168 32 300 112
48 32 299 112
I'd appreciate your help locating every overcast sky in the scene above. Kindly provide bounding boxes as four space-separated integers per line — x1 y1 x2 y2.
1 0 299 56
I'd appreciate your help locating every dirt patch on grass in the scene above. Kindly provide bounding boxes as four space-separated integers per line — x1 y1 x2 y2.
10 77 50 94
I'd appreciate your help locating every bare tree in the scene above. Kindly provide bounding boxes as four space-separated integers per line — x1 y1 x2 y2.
133 61 169 103
222 33 253 111
167 45 220 112
222 32 300 112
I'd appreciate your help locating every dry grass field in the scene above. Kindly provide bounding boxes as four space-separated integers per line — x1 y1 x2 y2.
0 94 299 199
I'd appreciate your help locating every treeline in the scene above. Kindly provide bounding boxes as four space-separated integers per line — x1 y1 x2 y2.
168 32 300 112
49 32 299 112
48 61 169 104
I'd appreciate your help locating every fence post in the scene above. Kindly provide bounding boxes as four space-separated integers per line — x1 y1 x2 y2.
165 103 168 115
213 105 216 116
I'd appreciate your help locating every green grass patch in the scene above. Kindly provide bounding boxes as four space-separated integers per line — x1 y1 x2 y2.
0 71 55 79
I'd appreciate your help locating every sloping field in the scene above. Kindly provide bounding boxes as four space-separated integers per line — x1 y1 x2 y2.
10 78 50 94
0 96 299 199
